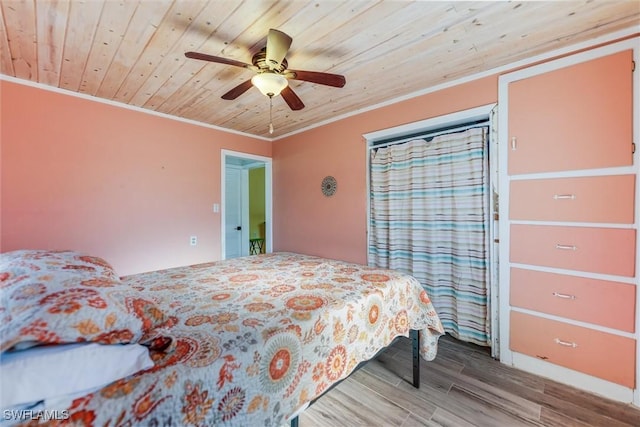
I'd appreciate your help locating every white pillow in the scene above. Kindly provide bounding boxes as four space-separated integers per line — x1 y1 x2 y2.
0 343 153 408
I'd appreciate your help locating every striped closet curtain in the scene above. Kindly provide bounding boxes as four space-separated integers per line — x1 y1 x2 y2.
369 127 490 346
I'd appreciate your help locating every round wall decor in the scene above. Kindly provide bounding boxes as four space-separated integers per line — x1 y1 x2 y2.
321 176 337 197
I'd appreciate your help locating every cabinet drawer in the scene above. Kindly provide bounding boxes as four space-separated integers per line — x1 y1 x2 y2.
510 268 636 332
508 50 633 175
510 175 635 223
510 311 635 388
510 224 635 276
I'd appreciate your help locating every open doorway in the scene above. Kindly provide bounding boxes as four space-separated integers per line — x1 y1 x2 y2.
221 150 272 260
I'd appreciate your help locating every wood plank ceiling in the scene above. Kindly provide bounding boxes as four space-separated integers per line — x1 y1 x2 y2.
1 1 639 139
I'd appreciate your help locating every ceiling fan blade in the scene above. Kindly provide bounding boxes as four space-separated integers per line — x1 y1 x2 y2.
285 69 346 88
281 86 305 110
266 29 292 70
221 79 254 100
185 51 255 70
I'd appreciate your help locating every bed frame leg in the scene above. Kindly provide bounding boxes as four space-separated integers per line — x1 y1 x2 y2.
411 329 420 388
289 332 420 425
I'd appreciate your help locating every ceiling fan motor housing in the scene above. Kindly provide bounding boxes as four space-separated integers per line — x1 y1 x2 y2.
253 48 288 73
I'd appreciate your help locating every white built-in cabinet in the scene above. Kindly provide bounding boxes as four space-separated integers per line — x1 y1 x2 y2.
498 38 639 406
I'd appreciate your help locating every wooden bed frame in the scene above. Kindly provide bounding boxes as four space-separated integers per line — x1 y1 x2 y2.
289 329 420 426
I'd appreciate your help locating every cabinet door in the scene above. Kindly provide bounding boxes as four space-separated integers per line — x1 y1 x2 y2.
510 311 636 388
509 174 635 223
510 268 636 332
510 224 636 276
508 50 633 175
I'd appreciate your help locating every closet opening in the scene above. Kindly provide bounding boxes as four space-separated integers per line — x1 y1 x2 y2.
364 104 499 358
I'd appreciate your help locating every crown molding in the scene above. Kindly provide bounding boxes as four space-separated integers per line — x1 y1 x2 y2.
273 26 639 141
2 26 637 143
0 75 271 142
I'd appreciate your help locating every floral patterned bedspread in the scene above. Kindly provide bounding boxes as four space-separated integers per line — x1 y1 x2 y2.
54 252 444 426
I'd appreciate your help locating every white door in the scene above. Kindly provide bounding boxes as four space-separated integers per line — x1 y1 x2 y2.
225 166 244 259
221 149 273 260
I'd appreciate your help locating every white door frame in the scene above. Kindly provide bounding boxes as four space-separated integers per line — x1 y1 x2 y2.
363 104 498 352
221 149 273 260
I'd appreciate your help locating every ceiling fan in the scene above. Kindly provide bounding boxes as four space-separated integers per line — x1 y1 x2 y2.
185 29 346 111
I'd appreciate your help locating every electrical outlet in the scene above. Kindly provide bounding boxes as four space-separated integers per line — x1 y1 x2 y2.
190 236 197 246
213 203 220 213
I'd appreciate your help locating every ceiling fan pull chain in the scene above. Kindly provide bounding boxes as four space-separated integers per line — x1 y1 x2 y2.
269 95 274 134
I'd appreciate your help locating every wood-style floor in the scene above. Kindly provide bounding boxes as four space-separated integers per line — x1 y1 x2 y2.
300 334 640 426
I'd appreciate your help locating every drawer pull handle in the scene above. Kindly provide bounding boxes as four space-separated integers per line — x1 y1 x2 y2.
553 194 576 200
511 136 517 150
552 292 576 300
555 244 577 251
554 338 578 348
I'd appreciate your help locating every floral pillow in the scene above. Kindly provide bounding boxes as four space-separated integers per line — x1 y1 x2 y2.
0 250 168 352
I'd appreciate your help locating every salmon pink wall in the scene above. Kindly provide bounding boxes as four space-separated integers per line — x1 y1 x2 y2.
272 76 497 264
1 80 270 275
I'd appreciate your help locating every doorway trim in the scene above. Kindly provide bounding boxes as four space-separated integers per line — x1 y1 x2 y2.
221 150 273 260
363 103 499 355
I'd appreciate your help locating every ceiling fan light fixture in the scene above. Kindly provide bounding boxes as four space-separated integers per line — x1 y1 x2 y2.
251 73 288 97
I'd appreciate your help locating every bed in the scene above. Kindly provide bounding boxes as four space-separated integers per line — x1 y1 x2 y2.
1 250 444 426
